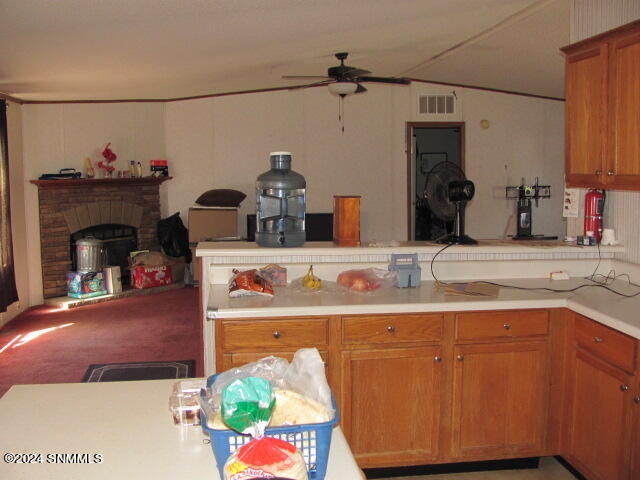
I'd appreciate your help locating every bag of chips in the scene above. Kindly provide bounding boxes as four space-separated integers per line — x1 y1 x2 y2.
228 269 274 297
221 377 307 480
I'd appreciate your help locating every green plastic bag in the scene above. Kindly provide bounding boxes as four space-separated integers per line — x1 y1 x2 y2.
221 377 275 436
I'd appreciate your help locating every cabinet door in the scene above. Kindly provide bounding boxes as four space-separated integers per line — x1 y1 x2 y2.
564 44 608 188
633 380 640 480
451 342 548 459
567 349 634 480
340 346 443 467
607 29 640 188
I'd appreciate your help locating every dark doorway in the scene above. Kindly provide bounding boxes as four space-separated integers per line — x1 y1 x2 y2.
407 123 465 241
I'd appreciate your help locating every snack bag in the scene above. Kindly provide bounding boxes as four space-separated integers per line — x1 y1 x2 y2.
221 377 307 480
229 269 274 297
224 436 307 480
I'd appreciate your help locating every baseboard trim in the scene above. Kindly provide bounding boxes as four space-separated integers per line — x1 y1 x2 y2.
363 457 540 479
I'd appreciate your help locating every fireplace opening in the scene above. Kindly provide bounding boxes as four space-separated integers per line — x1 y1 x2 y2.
71 224 138 286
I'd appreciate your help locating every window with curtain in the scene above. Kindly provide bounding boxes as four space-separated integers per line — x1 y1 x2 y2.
0 99 18 312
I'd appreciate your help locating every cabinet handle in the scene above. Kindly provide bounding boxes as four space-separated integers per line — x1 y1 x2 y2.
634 396 640 404
387 325 396 333
595 170 602 176
620 384 631 392
457 355 464 362
594 336 604 343
503 323 511 330
434 356 442 362
273 331 281 339
607 170 615 176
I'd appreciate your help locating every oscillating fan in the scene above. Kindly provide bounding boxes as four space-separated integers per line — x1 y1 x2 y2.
421 161 477 245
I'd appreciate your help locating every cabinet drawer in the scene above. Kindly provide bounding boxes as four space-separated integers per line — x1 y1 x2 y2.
575 314 637 372
455 310 549 340
342 313 443 344
223 350 329 370
221 318 329 351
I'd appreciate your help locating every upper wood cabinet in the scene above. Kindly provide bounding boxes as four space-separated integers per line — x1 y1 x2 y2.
562 20 640 190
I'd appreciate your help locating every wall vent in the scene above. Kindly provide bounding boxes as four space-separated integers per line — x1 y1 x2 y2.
419 94 456 115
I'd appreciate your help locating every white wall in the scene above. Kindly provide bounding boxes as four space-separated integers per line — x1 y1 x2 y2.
21 102 166 306
166 84 565 241
0 101 28 328
18 83 564 306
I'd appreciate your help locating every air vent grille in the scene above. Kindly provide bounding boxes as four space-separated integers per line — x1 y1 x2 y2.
419 94 455 115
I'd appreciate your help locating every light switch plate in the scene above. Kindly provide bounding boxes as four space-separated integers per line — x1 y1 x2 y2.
562 188 579 218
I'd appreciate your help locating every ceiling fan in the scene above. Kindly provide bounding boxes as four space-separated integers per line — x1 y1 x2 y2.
283 52 411 96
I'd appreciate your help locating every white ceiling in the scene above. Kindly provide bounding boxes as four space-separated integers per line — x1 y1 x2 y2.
0 0 569 102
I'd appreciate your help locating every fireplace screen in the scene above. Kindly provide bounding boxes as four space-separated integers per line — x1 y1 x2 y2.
70 224 137 286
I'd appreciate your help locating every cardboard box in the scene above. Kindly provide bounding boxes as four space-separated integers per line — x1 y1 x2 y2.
188 207 238 243
67 271 107 299
168 258 185 283
104 266 122 294
131 265 173 289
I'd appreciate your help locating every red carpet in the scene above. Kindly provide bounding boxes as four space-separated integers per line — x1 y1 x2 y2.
0 287 201 397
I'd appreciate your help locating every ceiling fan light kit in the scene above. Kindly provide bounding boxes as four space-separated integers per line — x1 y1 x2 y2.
328 81 358 96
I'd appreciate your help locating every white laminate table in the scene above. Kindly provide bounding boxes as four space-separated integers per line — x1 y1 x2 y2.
0 379 363 480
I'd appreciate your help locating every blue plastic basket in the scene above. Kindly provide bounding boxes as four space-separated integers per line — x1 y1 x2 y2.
200 375 339 480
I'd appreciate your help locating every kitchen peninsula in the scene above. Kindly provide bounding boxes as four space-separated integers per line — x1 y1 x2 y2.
197 240 640 480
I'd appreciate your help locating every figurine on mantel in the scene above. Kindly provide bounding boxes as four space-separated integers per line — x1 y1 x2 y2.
84 157 95 178
97 142 117 178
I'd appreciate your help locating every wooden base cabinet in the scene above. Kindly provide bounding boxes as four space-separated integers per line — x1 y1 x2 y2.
567 350 634 480
633 384 640 480
340 347 443 467
451 342 548 459
565 314 639 480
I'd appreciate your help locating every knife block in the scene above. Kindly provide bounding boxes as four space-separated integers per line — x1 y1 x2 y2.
333 196 361 246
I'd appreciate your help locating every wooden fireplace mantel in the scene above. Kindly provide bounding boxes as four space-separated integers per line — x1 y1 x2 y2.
30 176 172 189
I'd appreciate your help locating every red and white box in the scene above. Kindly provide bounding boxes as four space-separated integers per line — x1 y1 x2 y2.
130 265 173 289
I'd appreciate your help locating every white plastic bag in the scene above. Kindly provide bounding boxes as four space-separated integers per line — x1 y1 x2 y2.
205 348 335 421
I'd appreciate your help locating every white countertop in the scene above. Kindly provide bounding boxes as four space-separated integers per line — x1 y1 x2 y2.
207 277 640 340
0 379 363 480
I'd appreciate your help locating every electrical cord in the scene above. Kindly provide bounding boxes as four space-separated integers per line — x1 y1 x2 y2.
428 242 640 298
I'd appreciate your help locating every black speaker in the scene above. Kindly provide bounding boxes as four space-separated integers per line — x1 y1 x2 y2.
246 213 333 242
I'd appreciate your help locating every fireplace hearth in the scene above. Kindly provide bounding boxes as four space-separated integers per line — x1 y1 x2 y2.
31 177 170 298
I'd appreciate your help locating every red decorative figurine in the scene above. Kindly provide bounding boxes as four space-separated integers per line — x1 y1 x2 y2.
97 142 117 176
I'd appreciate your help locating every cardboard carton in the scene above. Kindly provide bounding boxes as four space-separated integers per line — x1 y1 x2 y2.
188 207 238 243
131 265 172 289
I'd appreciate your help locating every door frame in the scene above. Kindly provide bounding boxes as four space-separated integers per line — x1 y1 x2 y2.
406 122 466 240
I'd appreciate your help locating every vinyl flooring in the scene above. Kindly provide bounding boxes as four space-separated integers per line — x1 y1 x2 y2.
384 457 577 480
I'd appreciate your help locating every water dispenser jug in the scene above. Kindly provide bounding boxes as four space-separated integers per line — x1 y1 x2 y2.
255 152 306 247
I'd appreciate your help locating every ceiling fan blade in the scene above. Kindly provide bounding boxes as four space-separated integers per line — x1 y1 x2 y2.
282 75 332 79
356 76 411 85
345 68 371 77
355 83 367 94
286 79 334 90
327 65 371 79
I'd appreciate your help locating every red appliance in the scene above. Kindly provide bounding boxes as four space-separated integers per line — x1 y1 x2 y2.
584 189 605 242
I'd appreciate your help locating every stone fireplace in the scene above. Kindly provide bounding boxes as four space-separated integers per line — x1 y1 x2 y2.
31 177 170 298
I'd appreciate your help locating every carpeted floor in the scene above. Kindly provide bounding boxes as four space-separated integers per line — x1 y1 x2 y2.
0 287 201 397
